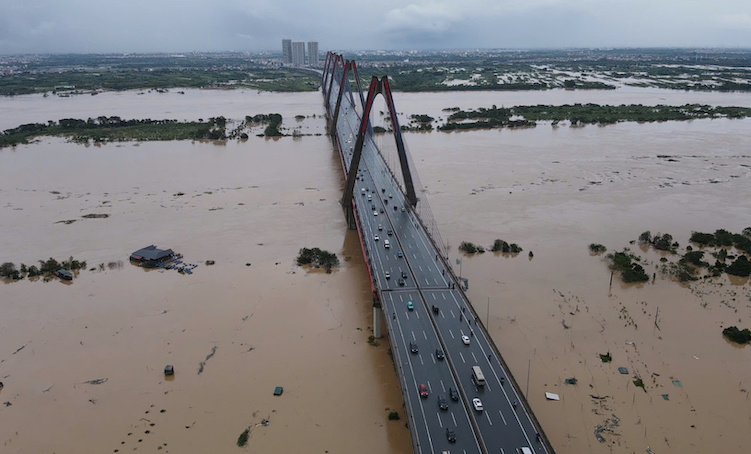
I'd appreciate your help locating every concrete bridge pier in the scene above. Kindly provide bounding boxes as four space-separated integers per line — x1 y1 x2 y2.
372 298 383 338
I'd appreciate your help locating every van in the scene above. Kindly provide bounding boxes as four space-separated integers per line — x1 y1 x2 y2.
471 366 486 386
516 448 533 454
384 239 390 249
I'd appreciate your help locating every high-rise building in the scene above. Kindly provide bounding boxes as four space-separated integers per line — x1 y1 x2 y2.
291 41 306 67
282 39 292 64
307 41 319 67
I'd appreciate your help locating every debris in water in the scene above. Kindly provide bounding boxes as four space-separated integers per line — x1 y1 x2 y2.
84 378 108 385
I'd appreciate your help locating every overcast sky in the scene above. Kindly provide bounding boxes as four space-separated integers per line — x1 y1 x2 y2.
1 0 750 55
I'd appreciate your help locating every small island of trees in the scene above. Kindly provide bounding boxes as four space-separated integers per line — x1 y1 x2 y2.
459 239 522 255
722 326 751 345
296 247 340 273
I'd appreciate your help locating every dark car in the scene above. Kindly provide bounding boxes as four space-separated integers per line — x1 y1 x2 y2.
401 270 408 279
449 387 459 401
409 341 418 353
446 427 456 443
438 395 448 411
387 229 393 236
432 305 439 314
398 278 405 286
419 383 429 398
371 204 376 210
436 349 444 360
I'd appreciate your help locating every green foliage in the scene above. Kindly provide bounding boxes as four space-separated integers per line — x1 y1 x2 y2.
633 378 645 389
722 326 751 344
409 114 435 123
491 239 523 253
652 232 674 251
0 262 21 280
638 231 652 244
607 252 649 282
459 241 487 253
388 411 400 420
726 256 751 277
1 116 221 148
681 251 708 268
237 428 249 447
246 113 283 137
1 256 86 281
589 243 607 253
599 352 612 363
296 247 340 272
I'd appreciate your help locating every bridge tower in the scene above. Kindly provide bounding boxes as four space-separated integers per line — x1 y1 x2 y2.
340 75 419 229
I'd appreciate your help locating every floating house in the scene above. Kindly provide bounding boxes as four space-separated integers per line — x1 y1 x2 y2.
130 245 174 266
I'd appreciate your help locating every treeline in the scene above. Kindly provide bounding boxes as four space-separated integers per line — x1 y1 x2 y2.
0 116 227 147
0 257 86 281
245 114 283 137
459 239 523 254
0 66 320 96
438 104 751 131
0 113 293 147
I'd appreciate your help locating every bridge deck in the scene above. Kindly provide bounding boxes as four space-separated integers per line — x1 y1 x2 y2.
324 62 552 454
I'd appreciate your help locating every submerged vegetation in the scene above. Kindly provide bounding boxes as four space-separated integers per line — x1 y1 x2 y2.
296 247 340 273
436 104 751 132
606 251 650 283
722 326 751 345
460 239 523 255
0 113 293 148
0 256 87 281
600 227 751 283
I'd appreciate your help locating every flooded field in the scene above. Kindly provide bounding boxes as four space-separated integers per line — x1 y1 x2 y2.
2 87 751 453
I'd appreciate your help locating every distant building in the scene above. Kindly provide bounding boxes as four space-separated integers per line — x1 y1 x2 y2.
282 39 292 64
291 41 306 67
307 41 319 66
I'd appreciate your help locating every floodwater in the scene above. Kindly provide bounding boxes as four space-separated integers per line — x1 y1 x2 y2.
2 86 751 454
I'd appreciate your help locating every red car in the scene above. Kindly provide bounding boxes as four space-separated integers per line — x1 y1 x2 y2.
419 383 429 398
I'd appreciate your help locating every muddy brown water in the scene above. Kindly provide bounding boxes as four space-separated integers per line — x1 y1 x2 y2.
2 88 751 453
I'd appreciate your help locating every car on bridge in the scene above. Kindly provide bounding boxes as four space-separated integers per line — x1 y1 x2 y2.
397 251 403 258
445 427 456 443
373 211 378 216
385 271 390 279
449 387 459 401
374 234 379 241
419 383 429 398
407 301 414 310
398 278 405 286
378 224 382 230
387 229 393 236
472 398 483 412
435 349 444 360
461 335 471 345
438 395 448 411
409 342 418 353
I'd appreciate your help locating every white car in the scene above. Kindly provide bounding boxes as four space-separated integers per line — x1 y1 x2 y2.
461 335 470 345
373 211 378 216
374 235 380 241
472 398 483 412
378 224 383 231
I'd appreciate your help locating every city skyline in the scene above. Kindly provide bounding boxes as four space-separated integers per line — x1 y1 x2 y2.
1 1 751 55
